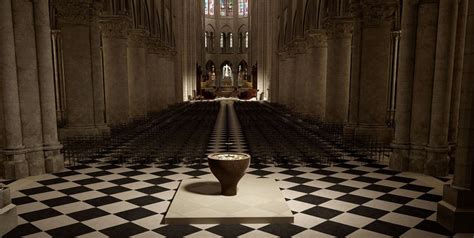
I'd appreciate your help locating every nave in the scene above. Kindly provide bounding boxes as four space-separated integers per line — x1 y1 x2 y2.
0 101 457 237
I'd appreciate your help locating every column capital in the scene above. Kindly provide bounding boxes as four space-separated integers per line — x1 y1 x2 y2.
325 18 354 39
305 30 328 48
53 0 93 26
146 38 176 58
128 29 148 48
99 16 131 39
352 0 399 27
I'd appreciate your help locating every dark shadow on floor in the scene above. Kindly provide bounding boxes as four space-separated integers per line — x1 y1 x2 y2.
183 181 221 195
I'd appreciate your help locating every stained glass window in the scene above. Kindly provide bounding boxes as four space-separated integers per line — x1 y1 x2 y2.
220 32 225 48
205 32 208 48
205 0 215 16
238 0 248 16
245 32 249 48
229 33 233 48
220 0 233 16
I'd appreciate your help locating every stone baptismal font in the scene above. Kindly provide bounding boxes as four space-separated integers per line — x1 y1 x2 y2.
207 153 250 196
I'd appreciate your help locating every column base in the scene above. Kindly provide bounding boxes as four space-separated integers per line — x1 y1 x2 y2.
438 185 474 233
2 152 29 180
58 125 110 139
425 147 450 177
0 188 18 237
44 146 64 174
389 143 410 171
26 150 46 176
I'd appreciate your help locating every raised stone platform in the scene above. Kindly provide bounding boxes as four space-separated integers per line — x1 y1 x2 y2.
165 176 293 224
0 187 18 236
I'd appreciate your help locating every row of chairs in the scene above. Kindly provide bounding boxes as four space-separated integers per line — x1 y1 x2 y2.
62 102 219 167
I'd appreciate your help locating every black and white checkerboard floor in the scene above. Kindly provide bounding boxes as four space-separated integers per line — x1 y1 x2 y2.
3 100 468 237
207 100 248 155
5 159 458 237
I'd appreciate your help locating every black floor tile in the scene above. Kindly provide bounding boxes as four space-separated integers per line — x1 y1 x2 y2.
127 196 164 207
312 169 337 176
12 196 36 205
415 220 454 236
68 208 110 221
100 222 148 237
116 207 157 221
144 177 174 185
393 205 434 218
348 206 389 219
86 171 113 177
41 196 79 207
154 224 201 237
387 175 416 183
99 186 129 195
318 176 346 184
417 193 443 202
259 223 306 237
137 186 169 195
4 223 41 238
37 178 69 186
363 220 410 237
20 208 62 222
312 221 358 237
352 176 381 184
59 186 92 195
85 196 121 207
74 178 104 186
288 185 320 194
302 206 343 219
284 177 312 184
364 184 396 193
327 184 358 193
377 194 412 204
295 194 331 206
109 177 139 185
401 184 433 193
207 224 254 237
343 169 369 176
20 186 54 195
336 194 372 205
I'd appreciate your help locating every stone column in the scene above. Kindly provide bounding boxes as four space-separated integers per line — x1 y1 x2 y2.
33 0 64 173
448 0 469 164
438 1 474 230
294 40 307 113
277 52 288 105
389 0 418 171
90 3 109 134
306 31 328 119
285 49 297 110
325 19 353 123
348 0 398 141
13 0 45 176
425 0 459 176
0 0 29 179
55 0 108 137
146 38 160 113
128 29 148 119
100 16 131 125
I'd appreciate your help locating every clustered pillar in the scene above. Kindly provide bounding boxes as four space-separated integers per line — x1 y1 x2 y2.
325 19 353 123
438 1 474 231
390 0 466 177
1 0 63 179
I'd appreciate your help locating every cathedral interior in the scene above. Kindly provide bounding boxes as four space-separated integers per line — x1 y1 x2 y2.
1 0 474 237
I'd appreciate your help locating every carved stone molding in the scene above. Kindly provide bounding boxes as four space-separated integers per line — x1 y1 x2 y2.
128 29 148 48
99 16 131 39
294 39 308 54
305 30 328 48
325 19 354 39
352 0 399 27
146 38 176 58
53 0 93 26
